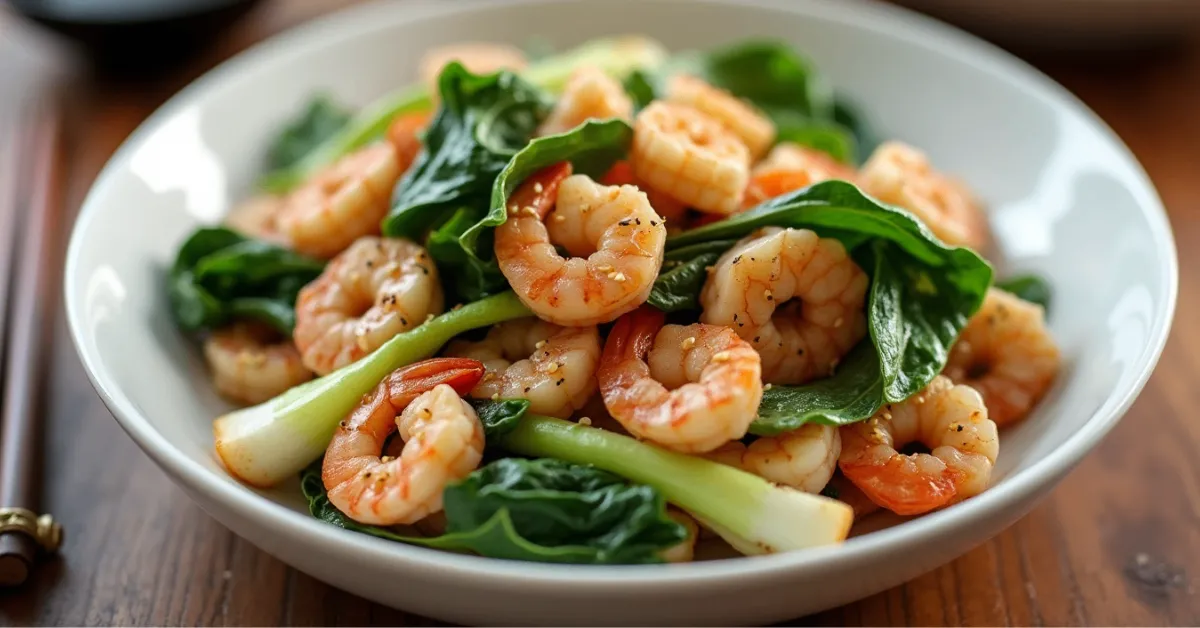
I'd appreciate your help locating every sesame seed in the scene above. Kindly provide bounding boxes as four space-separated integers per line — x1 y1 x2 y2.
834 317 844 328
523 207 539 217
916 395 926 404
380 455 393 463
650 220 659 227
711 351 732 362
596 264 614 273
425 313 435 322
491 393 500 401
535 340 547 349
618 219 632 227
533 182 544 193
680 336 696 350
554 214 566 222
609 271 627 282
578 417 593 426
763 383 773 391
483 371 496 381
546 362 560 374
523 386 531 393
508 203 517 213
400 317 408 326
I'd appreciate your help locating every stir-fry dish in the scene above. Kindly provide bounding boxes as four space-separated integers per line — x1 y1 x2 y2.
167 36 1060 564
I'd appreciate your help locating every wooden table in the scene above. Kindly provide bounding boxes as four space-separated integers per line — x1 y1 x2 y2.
1 1 1198 625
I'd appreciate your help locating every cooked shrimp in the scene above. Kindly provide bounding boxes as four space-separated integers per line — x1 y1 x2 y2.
495 162 667 326
708 424 841 494
203 321 313 406
660 508 700 563
600 160 688 225
943 288 1060 426
630 101 750 215
386 111 432 174
443 318 601 418
537 66 633 136
743 143 858 209
700 227 869 385
598 307 762 454
859 141 989 251
293 236 444 375
419 42 528 92
323 358 486 526
824 471 881 518
666 74 775 159
224 195 289 245
838 375 999 515
276 142 401 260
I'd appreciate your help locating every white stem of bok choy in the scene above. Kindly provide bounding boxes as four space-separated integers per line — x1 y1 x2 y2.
501 415 855 554
213 291 531 487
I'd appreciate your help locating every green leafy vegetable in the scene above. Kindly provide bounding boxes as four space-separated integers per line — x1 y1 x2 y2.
381 63 552 241
260 37 666 194
469 398 531 442
213 292 532 487
833 97 878 163
689 40 834 124
775 122 855 165
664 180 991 426
996 274 1051 312
424 118 634 301
168 227 325 335
300 456 686 564
500 414 853 556
648 252 721 312
264 95 352 174
623 69 657 110
749 342 883 435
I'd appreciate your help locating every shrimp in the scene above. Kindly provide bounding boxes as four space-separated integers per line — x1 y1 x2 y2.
323 358 486 526
598 307 762 454
224 195 289 246
293 236 444 375
443 318 601 418
824 472 881 519
600 160 688 225
838 375 999 516
276 142 401 260
494 162 667 326
859 141 990 251
708 424 842 494
537 66 633 136
743 143 858 209
660 508 700 563
666 74 775 160
630 101 750 216
386 111 432 174
943 288 1060 426
700 227 869 385
203 321 313 406
419 42 528 92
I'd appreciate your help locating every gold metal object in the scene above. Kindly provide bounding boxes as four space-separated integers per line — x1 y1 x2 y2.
0 507 62 553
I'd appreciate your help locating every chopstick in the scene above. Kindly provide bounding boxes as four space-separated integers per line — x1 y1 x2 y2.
0 93 65 587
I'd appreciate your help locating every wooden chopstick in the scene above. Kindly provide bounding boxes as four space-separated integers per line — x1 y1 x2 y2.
0 93 65 587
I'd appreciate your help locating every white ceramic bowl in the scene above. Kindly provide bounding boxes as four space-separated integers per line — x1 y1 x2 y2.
64 0 1177 624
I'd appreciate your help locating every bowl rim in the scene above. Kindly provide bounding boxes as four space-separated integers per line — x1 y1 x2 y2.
64 0 1178 589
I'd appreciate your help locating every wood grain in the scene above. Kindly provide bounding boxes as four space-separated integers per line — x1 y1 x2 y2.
1 1 1198 624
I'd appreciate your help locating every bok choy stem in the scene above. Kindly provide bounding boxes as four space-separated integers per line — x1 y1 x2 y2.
500 415 854 554
214 291 531 487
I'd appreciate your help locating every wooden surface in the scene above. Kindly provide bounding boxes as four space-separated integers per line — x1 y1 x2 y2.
1 1 1198 625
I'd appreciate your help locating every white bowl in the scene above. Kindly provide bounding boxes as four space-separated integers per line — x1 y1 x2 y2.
64 0 1178 624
